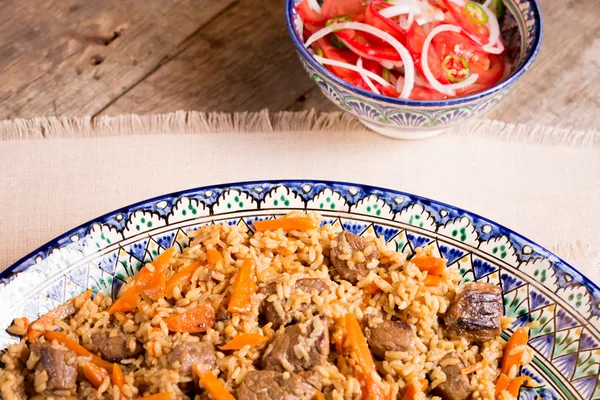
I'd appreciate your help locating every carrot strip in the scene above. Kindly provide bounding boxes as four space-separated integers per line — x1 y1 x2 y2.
112 363 129 400
43 330 113 370
422 275 443 287
411 256 446 275
164 304 215 333
82 361 109 388
315 393 326 400
136 394 172 400
501 327 529 376
461 361 485 375
344 313 388 400
506 376 530 397
361 277 393 295
253 216 318 232
227 259 257 314
194 365 236 400
27 289 92 341
109 247 175 313
495 373 510 399
219 333 269 350
143 268 167 301
401 380 427 400
165 262 202 298
207 249 224 266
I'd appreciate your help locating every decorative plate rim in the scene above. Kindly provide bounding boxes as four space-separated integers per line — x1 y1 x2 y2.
1 179 596 302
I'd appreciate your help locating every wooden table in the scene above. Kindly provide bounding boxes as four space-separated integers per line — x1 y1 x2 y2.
1 0 598 130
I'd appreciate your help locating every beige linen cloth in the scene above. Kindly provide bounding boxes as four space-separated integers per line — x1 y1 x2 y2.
0 111 599 284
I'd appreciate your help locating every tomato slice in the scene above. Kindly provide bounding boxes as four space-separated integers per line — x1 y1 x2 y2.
335 29 402 62
432 30 490 70
409 85 448 100
442 0 490 44
406 22 449 84
315 38 361 82
321 0 368 20
456 53 505 95
297 0 327 24
302 21 325 41
364 0 408 45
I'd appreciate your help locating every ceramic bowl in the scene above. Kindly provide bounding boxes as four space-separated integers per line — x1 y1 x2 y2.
1 180 599 399
285 0 543 140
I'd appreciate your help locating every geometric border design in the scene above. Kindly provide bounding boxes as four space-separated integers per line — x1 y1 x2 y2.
0 180 594 400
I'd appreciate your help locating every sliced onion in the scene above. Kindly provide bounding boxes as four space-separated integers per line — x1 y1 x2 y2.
480 3 502 47
305 22 415 98
414 74 434 89
447 0 467 5
357 58 381 94
415 2 445 25
313 55 394 89
378 4 421 18
483 41 505 54
340 38 403 69
307 0 322 13
483 0 492 6
421 24 479 95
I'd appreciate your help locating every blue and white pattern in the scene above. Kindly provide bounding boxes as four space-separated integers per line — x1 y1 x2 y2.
286 0 543 132
0 180 595 400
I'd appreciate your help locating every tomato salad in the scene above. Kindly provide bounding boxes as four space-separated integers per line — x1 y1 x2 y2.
297 0 509 100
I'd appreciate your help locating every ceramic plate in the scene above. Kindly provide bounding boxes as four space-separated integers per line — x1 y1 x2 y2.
1 180 598 400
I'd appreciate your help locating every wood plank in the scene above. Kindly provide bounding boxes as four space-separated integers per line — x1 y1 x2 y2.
100 0 318 115
0 0 235 119
288 0 600 130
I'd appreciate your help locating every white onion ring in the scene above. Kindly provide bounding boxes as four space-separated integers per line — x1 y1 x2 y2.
340 38 403 69
401 0 416 30
421 24 480 95
378 4 421 18
307 0 322 13
483 0 492 7
357 58 381 94
480 3 501 47
305 22 415 98
416 2 445 25
313 55 394 89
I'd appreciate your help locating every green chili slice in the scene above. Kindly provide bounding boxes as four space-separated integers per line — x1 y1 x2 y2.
465 2 489 24
326 15 352 27
442 54 471 83
382 68 391 82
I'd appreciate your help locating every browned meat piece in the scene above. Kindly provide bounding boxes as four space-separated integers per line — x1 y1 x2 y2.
364 316 413 358
237 370 320 400
167 342 216 377
91 329 143 362
30 343 77 390
444 282 503 342
262 315 329 372
432 353 473 400
259 279 329 330
330 231 380 284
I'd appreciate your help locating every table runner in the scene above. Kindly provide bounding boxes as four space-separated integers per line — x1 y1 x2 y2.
1 111 599 284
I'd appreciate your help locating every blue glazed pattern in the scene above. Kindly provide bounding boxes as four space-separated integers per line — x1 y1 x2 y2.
1 180 598 400
286 0 543 131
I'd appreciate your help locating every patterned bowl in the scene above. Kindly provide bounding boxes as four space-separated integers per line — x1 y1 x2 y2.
285 1 543 139
1 180 599 399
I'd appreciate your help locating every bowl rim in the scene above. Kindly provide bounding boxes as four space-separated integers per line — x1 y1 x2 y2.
284 0 544 107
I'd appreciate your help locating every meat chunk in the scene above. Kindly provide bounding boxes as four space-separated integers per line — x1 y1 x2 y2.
364 316 413 358
29 343 77 390
237 370 320 400
167 342 216 377
432 353 473 400
330 231 379 284
91 329 143 362
262 315 329 372
259 279 329 330
444 282 503 342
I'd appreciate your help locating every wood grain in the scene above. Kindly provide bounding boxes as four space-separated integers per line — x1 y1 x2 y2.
99 0 319 115
0 0 235 119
